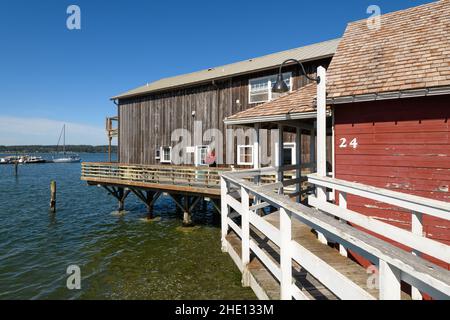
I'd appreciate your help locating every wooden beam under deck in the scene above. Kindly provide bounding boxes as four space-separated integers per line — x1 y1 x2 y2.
84 177 221 198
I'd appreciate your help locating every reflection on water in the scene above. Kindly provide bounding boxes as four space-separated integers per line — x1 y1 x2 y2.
0 154 255 300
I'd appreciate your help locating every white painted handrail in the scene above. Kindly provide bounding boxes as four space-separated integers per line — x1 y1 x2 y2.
308 174 450 220
220 169 450 300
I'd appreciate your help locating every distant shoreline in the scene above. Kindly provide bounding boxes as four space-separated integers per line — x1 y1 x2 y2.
0 145 117 154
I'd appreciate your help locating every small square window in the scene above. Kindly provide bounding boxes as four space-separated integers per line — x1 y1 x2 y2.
160 146 172 163
249 72 292 104
237 145 254 166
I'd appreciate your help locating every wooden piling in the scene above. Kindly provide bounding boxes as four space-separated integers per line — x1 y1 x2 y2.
146 191 154 219
50 181 56 213
183 196 193 227
14 162 18 176
118 188 125 211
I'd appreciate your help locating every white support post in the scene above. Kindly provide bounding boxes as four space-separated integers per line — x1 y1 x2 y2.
280 207 293 300
295 127 302 203
316 66 328 245
220 177 229 253
253 123 261 188
379 260 402 300
411 211 423 300
241 186 251 287
338 192 348 257
310 124 316 170
253 123 260 170
277 124 284 194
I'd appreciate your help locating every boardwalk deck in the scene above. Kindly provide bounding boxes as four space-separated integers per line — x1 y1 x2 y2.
81 162 228 198
221 168 450 300
225 211 414 300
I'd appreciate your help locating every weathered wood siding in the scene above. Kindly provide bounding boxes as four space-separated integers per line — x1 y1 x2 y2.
118 59 331 166
334 95 450 269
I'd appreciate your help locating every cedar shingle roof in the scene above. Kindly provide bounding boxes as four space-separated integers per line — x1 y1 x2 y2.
327 0 450 99
225 83 318 123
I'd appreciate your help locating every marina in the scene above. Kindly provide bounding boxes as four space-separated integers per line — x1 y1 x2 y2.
0 155 81 164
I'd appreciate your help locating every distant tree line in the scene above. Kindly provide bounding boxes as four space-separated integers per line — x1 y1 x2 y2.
0 145 118 154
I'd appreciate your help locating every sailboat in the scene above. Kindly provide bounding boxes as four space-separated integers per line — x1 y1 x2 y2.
53 124 81 163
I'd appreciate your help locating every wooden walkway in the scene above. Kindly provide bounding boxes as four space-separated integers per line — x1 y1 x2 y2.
225 211 385 300
221 169 450 300
81 162 228 198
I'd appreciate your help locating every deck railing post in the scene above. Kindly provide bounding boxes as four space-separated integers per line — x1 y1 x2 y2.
295 127 302 203
316 66 328 245
411 211 424 300
241 186 251 287
220 177 229 253
338 192 348 257
277 124 284 194
379 260 401 300
280 207 293 300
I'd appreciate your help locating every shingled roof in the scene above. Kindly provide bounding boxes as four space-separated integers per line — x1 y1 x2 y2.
224 83 319 124
327 0 450 102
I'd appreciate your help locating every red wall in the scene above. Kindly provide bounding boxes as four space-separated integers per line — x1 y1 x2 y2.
334 95 450 269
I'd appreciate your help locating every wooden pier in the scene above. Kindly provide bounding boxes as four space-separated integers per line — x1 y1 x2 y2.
221 168 450 300
81 162 230 223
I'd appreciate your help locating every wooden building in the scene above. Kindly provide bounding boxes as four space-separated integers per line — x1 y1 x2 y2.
82 39 339 223
111 39 339 166
220 0 450 300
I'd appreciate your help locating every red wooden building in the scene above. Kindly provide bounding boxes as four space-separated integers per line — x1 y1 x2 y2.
222 0 450 299
326 0 450 270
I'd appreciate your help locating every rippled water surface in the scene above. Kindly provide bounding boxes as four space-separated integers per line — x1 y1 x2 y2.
0 153 255 299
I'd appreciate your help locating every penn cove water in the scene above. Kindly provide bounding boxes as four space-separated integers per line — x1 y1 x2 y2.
0 153 255 299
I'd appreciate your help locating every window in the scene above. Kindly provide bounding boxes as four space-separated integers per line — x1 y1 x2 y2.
160 146 172 163
237 145 254 166
249 72 292 104
275 142 296 166
195 146 209 166
283 143 296 165
155 148 161 160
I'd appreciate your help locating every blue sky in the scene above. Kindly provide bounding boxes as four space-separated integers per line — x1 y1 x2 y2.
0 0 434 145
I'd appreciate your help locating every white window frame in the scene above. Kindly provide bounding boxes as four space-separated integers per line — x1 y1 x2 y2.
160 146 172 164
155 148 161 160
237 145 254 166
194 145 210 166
248 72 293 104
275 142 297 166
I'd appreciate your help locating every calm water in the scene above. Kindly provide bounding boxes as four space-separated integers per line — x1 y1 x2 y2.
0 153 255 300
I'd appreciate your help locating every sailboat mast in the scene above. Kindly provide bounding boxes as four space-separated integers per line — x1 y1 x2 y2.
63 124 66 154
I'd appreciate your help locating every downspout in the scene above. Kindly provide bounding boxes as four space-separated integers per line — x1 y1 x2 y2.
113 99 119 163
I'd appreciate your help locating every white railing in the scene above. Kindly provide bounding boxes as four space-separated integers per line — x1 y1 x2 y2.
307 173 450 300
220 168 450 300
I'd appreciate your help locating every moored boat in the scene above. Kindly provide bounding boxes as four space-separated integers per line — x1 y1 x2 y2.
53 124 81 163
52 155 81 163
21 156 46 164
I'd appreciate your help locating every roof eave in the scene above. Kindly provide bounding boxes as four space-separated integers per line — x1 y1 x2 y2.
327 86 450 105
224 110 333 126
111 53 335 101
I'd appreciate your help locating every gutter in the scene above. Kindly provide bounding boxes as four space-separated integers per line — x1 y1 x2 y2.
328 86 450 105
224 110 332 126
110 54 336 101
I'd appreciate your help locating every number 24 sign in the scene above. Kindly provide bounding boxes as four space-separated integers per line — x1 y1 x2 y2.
339 138 358 149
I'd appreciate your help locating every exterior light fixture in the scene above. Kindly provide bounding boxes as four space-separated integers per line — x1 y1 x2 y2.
272 59 321 93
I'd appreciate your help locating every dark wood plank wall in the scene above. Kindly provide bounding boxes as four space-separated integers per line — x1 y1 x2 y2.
118 58 331 166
